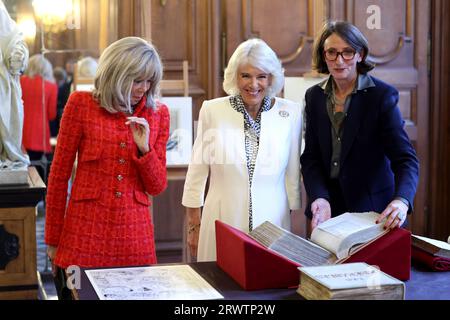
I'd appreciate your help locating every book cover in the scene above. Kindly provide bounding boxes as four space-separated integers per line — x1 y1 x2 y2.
297 262 405 300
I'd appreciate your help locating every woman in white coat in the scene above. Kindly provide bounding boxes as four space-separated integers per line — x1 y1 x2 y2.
182 38 302 261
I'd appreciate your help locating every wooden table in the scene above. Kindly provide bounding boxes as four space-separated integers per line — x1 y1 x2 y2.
75 261 450 300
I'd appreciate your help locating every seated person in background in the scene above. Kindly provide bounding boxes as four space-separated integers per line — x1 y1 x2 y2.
45 37 169 299
77 56 98 78
300 21 419 232
182 38 303 262
72 56 98 91
20 54 57 177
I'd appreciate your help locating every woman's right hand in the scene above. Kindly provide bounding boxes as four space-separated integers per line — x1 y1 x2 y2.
47 245 58 276
185 207 201 259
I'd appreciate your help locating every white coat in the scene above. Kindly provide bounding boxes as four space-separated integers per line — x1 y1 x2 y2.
182 96 302 261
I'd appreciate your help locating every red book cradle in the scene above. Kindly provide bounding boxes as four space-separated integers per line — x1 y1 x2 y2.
215 220 411 290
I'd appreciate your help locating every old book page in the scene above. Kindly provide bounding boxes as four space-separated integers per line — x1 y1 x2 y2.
412 235 450 258
249 221 337 266
249 212 388 266
310 212 388 259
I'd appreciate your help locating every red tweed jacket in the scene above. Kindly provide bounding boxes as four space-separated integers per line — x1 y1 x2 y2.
20 75 57 152
45 91 169 268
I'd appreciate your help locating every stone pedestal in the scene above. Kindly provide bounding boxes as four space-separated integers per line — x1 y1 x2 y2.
0 167 45 300
0 165 28 186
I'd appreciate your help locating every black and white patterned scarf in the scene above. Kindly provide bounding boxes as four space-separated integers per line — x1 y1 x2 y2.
229 95 272 231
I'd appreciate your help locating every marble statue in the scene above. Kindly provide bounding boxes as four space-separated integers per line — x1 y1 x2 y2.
0 0 30 170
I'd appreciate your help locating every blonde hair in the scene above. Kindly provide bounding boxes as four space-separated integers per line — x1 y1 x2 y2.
25 54 55 82
93 37 163 113
223 38 284 98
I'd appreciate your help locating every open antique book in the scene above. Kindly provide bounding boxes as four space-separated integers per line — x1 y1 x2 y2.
412 234 450 259
249 212 389 267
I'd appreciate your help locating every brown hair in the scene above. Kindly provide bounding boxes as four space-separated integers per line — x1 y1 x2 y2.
312 21 375 74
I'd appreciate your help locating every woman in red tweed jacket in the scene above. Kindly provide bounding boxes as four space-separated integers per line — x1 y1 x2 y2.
45 37 169 297
20 54 57 160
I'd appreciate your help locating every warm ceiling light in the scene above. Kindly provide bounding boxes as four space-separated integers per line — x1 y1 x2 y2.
32 0 73 27
17 15 37 40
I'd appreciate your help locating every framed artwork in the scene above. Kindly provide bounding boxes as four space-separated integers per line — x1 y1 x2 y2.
74 83 95 92
284 76 326 109
284 76 326 153
159 97 193 167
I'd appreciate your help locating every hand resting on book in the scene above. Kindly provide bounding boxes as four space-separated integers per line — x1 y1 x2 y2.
311 198 332 230
375 199 408 230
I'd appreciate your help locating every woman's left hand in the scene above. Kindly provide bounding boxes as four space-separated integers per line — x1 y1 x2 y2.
126 117 150 155
376 199 408 230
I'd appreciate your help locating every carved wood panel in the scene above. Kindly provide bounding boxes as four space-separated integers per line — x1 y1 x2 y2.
0 207 37 288
151 0 193 70
224 0 319 76
148 0 214 261
429 0 450 241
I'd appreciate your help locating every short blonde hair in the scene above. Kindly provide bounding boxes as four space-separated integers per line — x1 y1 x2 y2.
25 54 55 82
93 37 163 113
223 38 284 98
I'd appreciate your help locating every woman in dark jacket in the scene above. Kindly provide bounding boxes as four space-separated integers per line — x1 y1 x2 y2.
301 21 419 231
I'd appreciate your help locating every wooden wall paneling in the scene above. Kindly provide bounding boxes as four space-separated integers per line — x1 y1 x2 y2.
332 0 429 235
224 0 316 77
328 0 345 21
152 176 186 263
309 0 327 38
208 0 222 100
75 0 101 58
147 0 213 262
429 0 450 241
150 0 208 120
135 0 152 42
99 0 118 53
411 0 431 237
117 0 136 38
0 207 38 299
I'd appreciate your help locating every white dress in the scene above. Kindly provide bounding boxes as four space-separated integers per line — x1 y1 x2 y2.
182 96 302 261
